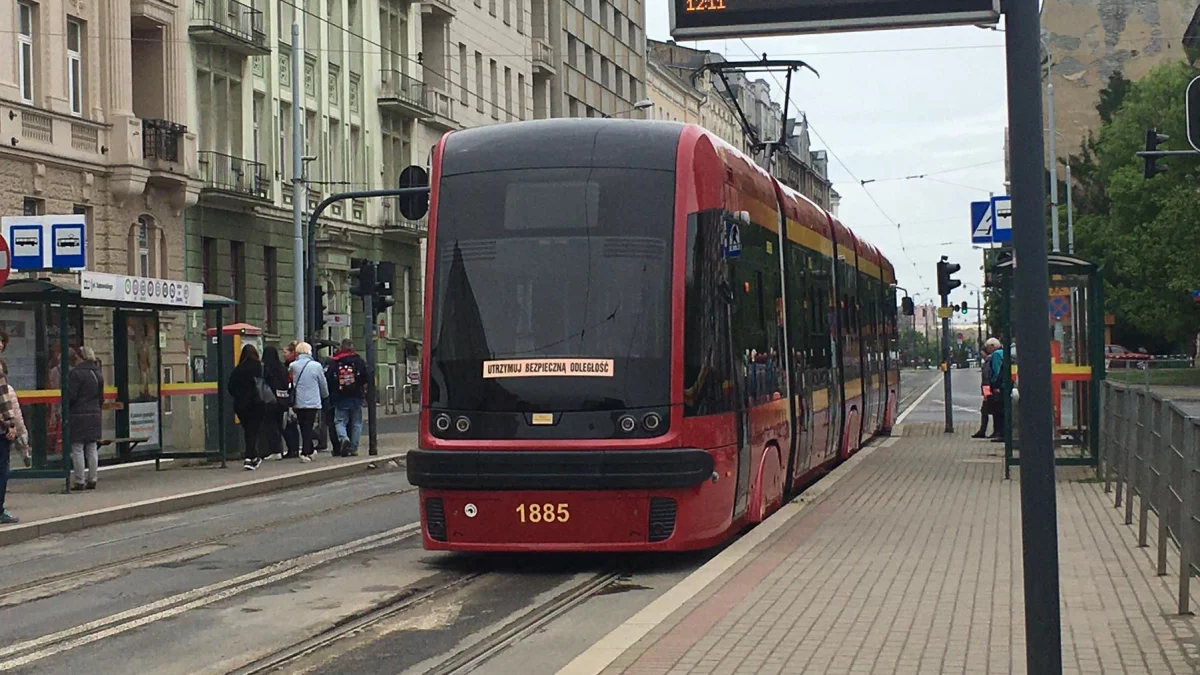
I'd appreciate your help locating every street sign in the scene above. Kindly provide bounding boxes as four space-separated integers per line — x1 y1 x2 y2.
970 200 994 244
669 0 1000 40
1 215 87 270
937 306 953 319
1187 76 1200 152
991 195 1013 243
324 313 350 328
80 271 203 308
1192 289 1200 303
0 234 9 290
1049 296 1070 320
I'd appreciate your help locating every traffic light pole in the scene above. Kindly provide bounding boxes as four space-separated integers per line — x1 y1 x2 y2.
363 283 378 456
941 297 953 433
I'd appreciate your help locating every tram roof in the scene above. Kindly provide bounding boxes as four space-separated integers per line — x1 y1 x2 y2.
439 119 686 175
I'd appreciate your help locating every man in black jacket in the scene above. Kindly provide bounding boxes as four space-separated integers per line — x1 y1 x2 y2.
326 339 369 456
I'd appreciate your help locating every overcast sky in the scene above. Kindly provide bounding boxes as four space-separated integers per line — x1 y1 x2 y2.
643 10 1011 308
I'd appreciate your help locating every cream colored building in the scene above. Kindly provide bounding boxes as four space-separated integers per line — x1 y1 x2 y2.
0 0 198 383
646 59 701 125
1042 0 1200 159
550 0 648 118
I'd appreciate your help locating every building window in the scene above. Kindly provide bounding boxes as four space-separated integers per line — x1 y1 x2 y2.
503 0 510 23
18 1 35 103
350 124 362 185
67 18 83 115
489 59 498 119
517 73 525 120
458 43 468 105
263 246 277 332
201 237 217 294
137 216 152 277
504 66 512 121
516 0 524 33
23 197 44 215
475 51 484 113
230 240 245 321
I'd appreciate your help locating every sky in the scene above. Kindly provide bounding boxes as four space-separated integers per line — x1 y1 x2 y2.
643 9 1011 309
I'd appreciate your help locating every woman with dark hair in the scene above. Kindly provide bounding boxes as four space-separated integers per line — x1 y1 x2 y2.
260 346 291 459
227 344 268 470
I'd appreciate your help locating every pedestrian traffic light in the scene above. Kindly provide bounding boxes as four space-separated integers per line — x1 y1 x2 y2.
936 257 961 298
960 301 969 315
373 261 396 319
1144 129 1169 179
349 258 376 297
901 296 915 316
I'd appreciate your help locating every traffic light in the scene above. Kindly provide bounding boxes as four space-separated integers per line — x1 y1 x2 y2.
1144 129 1169 179
936 257 961 298
349 258 376 297
901 296 915 316
313 284 326 330
960 301 969 315
373 261 396 319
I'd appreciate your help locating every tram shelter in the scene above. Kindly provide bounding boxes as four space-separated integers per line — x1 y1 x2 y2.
0 276 237 490
988 252 1106 479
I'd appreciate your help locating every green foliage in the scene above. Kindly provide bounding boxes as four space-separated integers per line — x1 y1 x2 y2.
1065 62 1200 349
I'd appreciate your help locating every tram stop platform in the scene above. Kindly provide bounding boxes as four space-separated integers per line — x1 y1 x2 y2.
561 421 1200 675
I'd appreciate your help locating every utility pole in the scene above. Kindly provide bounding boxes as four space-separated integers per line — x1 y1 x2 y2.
1007 0 1065 669
291 22 305 341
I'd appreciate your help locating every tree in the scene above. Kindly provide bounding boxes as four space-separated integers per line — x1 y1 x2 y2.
1064 61 1200 349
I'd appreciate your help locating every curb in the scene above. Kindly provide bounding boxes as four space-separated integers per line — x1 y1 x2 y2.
0 453 406 548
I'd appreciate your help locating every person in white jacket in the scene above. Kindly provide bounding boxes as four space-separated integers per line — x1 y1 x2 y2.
287 342 328 462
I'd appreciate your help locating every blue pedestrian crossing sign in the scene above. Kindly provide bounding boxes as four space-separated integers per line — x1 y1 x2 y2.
969 195 1013 245
970 201 993 244
722 218 742 259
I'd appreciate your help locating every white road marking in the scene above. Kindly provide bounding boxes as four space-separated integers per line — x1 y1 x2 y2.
895 377 943 426
0 523 421 671
558 383 930 675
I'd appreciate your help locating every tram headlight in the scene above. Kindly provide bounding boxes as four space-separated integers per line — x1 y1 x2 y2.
642 412 662 432
434 413 452 433
618 415 637 433
455 416 472 433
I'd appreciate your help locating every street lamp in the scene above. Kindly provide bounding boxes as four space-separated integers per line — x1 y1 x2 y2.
603 99 654 118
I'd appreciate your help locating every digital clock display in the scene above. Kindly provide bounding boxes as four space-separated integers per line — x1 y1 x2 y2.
671 0 999 40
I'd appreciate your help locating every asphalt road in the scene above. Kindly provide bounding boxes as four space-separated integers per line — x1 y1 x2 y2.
0 370 941 675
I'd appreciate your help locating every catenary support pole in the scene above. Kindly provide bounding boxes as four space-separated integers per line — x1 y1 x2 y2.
364 284 378 456
291 22 305 341
1006 0 1065 671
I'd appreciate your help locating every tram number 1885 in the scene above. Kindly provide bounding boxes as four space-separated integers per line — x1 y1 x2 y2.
516 503 570 524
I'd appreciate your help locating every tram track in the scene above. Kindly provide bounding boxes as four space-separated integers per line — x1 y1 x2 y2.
0 486 419 611
0 523 424 672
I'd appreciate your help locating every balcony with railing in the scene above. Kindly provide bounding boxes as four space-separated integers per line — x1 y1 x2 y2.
189 0 270 55
197 151 270 201
531 37 555 76
381 201 428 237
378 70 433 118
423 88 459 130
142 119 187 164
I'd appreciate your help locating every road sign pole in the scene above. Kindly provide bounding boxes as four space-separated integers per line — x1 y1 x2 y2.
1005 0 1064 670
941 301 953 433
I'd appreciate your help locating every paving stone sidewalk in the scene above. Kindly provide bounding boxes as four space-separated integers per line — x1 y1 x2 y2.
600 423 1200 675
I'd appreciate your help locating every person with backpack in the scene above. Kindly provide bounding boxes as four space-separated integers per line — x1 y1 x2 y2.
326 339 369 456
227 344 270 470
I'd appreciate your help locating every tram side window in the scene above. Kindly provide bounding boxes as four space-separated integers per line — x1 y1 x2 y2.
682 210 735 417
785 242 812 377
807 252 834 374
729 219 784 406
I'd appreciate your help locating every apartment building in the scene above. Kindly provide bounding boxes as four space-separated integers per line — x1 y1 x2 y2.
0 0 197 381
552 0 648 118
646 59 701 125
184 0 440 386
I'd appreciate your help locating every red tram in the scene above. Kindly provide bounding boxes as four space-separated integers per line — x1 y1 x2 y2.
407 120 900 551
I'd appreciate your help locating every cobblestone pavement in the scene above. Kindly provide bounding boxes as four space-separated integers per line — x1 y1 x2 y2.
593 423 1200 675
